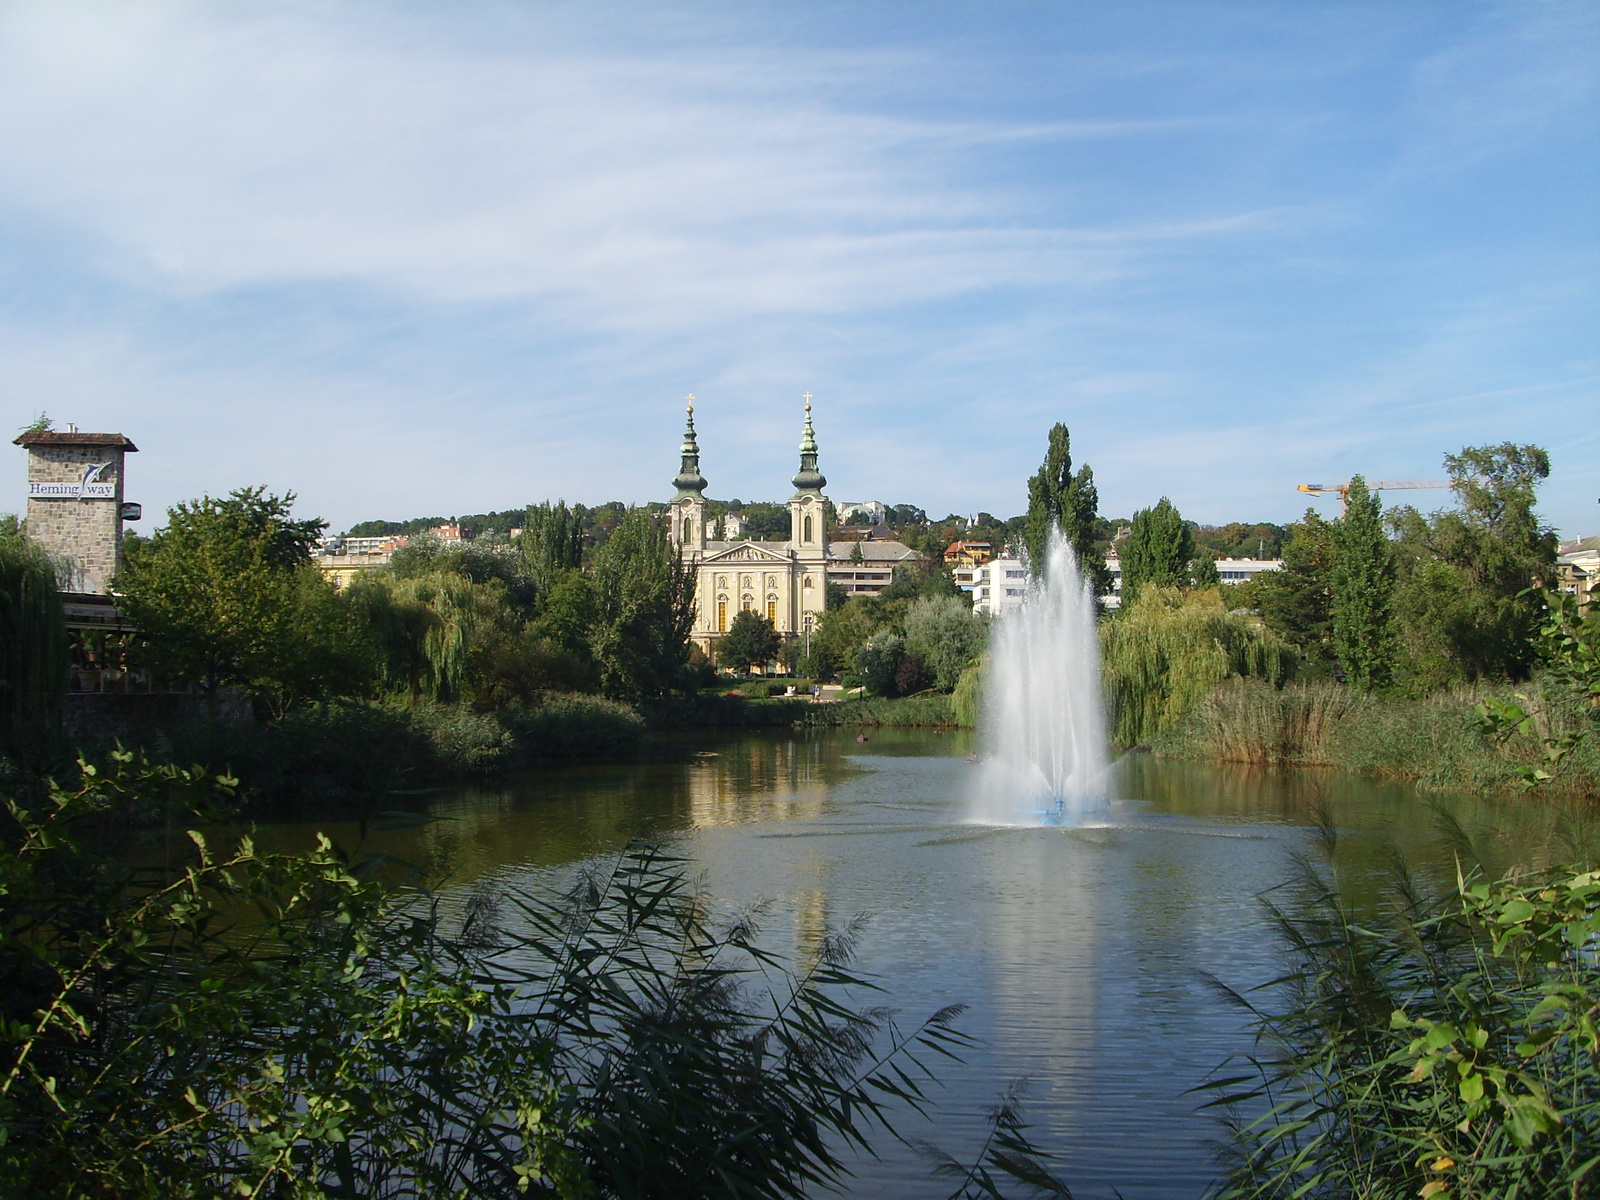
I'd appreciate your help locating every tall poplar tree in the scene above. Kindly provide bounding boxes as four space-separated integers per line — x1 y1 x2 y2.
520 500 584 609
1328 475 1395 690
1023 423 1110 596
1119 498 1194 604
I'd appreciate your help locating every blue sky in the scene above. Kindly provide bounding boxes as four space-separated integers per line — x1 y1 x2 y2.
1 2 1595 535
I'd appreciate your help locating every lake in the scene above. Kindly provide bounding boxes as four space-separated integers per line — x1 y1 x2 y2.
251 727 1571 1198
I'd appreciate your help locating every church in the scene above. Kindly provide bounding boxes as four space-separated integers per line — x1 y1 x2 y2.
666 396 925 657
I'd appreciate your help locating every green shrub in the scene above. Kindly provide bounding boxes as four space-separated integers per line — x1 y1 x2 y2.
502 693 645 760
408 701 513 773
805 693 957 727
1207 828 1599 1198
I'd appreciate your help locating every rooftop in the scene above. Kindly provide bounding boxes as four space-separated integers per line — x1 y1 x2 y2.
15 431 139 450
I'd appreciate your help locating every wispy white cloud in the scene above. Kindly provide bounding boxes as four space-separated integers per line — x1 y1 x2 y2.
0 2 1594 534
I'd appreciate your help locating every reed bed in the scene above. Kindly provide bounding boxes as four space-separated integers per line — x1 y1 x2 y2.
1155 678 1600 795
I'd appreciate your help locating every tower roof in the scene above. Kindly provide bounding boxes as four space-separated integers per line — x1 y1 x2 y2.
671 397 708 498
790 394 826 494
15 431 138 451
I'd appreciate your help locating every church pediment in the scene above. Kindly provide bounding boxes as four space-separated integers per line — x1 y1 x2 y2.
702 541 792 564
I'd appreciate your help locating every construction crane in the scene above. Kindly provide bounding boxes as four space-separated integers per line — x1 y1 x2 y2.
1297 480 1449 517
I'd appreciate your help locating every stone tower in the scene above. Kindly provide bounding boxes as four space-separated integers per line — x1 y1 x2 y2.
667 399 708 552
787 396 827 555
14 429 139 594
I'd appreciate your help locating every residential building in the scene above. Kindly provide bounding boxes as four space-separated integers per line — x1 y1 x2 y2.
1558 536 1598 610
316 552 394 589
836 500 886 525
943 540 994 567
969 554 1030 617
664 399 925 655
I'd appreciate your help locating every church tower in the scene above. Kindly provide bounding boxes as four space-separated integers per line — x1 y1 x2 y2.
787 394 827 556
668 397 707 552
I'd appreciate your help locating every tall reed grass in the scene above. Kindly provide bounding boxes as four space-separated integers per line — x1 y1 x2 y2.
1155 679 1600 794
2 753 1071 1199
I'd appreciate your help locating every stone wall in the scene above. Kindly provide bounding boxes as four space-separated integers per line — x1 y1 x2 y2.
24 443 127 594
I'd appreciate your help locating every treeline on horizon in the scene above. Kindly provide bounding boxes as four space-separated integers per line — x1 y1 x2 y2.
344 501 1292 562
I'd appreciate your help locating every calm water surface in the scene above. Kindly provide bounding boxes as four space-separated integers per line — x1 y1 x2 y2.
253 729 1572 1199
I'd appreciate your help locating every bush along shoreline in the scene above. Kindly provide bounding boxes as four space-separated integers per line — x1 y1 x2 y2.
116 691 646 812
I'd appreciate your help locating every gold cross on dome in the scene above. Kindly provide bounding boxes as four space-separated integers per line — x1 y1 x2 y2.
685 393 695 412
802 391 813 410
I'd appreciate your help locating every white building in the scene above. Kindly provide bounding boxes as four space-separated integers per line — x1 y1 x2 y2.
961 553 1286 615
1104 555 1283 609
968 554 1030 617
835 500 887 525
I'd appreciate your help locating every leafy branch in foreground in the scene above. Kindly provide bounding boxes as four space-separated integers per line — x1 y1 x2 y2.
1 753 1070 1198
1200 822 1599 1200
1477 590 1600 790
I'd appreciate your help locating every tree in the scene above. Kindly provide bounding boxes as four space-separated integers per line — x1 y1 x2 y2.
1244 509 1336 671
0 517 67 765
1119 498 1194 604
520 501 583 600
903 595 986 691
1023 424 1111 595
809 600 880 680
1390 443 1557 685
854 632 907 696
1328 475 1395 690
117 489 370 713
717 610 780 673
587 509 696 703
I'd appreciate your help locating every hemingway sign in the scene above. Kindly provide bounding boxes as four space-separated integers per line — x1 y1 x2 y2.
30 463 116 500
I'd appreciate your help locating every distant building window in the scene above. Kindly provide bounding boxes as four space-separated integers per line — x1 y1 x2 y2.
803 515 813 542
717 601 727 631
1005 570 1025 579
1005 588 1023 597
767 598 777 623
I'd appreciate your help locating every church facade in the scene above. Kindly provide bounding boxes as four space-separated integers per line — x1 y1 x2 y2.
666 398 922 657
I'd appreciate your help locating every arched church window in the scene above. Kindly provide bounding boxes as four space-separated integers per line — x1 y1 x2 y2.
767 596 777 624
717 599 727 631
803 515 813 543
742 594 753 611
803 575 814 589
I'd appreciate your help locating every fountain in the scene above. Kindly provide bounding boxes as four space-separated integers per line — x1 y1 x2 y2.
969 529 1109 824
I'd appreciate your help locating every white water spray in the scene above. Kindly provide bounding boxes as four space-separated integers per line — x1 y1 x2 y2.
969 530 1109 823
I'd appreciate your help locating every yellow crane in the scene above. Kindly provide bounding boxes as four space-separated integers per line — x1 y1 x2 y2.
1297 479 1449 516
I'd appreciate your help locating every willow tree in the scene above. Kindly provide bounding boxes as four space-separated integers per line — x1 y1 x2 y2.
1023 423 1110 596
0 518 68 764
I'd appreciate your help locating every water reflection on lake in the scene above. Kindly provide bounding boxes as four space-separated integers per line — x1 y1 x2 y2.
250 729 1581 1199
